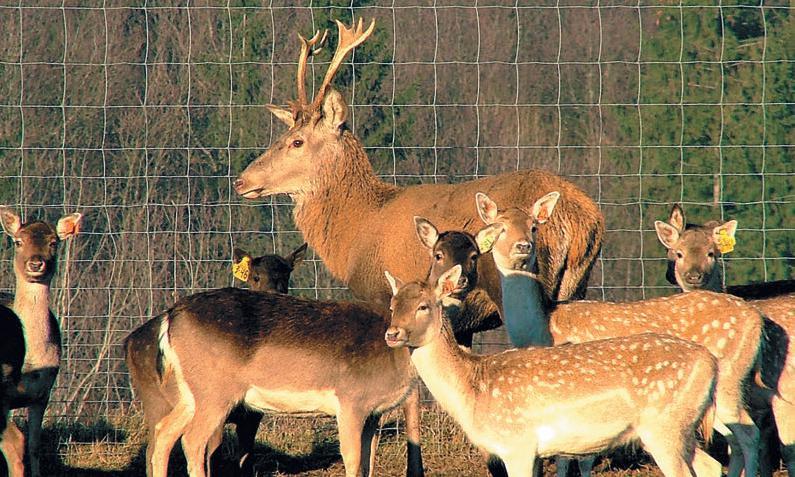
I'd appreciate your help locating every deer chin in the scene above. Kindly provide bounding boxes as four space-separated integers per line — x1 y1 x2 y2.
238 187 268 199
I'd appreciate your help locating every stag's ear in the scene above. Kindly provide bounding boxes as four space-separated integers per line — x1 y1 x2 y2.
531 191 560 224
322 89 348 132
414 217 440 252
0 208 21 237
475 192 499 224
286 243 308 269
669 204 685 231
384 270 403 296
435 265 462 299
655 220 680 249
266 105 295 128
56 213 82 240
475 223 503 254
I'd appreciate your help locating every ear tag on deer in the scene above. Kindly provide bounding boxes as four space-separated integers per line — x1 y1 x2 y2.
715 230 736 254
233 256 251 282
477 235 495 254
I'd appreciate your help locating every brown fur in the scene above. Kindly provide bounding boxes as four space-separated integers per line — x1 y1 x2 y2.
1 304 25 477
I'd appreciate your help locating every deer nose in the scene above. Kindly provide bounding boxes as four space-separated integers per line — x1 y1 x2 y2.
27 258 45 273
233 178 245 191
385 329 400 341
685 272 703 284
514 242 532 255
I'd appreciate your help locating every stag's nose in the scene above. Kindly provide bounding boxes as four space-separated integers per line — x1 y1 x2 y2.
685 272 704 284
26 258 45 273
233 178 245 192
514 241 532 255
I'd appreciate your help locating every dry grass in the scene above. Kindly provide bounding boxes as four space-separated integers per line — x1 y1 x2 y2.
29 404 790 477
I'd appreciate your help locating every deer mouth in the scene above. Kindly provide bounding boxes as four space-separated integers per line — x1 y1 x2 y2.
238 187 267 199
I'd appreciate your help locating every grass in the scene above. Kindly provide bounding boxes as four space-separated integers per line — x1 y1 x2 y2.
25 404 790 477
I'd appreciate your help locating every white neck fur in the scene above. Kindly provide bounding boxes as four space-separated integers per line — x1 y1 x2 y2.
14 276 59 369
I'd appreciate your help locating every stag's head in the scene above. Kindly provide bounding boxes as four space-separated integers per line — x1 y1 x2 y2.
0 208 82 284
654 204 737 292
234 19 375 202
474 191 560 273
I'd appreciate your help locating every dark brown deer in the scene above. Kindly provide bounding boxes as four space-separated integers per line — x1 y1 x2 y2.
0 208 82 477
1 304 25 477
144 288 417 477
384 265 721 477
655 204 795 476
480 198 765 477
126 244 306 476
233 19 604 333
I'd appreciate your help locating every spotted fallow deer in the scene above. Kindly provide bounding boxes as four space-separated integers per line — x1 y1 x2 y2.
1 304 25 477
0 208 82 477
126 244 307 476
233 19 605 335
655 203 795 477
478 197 765 477
384 265 721 477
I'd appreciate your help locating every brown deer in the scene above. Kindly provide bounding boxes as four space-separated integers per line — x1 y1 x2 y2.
144 288 418 477
233 19 605 333
478 197 765 477
126 244 306 476
0 208 82 477
384 265 721 477
655 204 795 476
1 304 25 477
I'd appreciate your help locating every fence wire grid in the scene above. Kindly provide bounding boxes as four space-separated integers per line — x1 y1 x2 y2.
0 0 793 465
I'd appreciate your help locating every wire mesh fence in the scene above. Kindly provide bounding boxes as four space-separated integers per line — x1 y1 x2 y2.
0 0 792 467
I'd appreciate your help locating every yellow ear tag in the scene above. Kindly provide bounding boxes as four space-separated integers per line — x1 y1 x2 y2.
477 236 495 253
233 256 251 282
715 230 736 254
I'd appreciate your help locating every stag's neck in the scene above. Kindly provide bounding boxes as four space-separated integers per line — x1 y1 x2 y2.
294 132 398 280
410 323 479 434
13 278 59 370
497 267 552 347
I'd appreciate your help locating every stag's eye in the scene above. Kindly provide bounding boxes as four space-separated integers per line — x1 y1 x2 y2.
292 139 304 148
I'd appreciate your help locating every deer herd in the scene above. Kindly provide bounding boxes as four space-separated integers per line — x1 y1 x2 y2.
0 17 792 477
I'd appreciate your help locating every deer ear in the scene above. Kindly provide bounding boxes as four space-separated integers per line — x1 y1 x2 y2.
384 270 403 296
322 89 348 132
413 216 439 251
531 191 560 224
0 208 21 237
233 248 250 265
669 204 685 231
286 243 308 269
56 213 82 240
654 220 680 249
475 223 503 254
712 220 737 254
435 265 462 299
266 104 295 128
475 192 499 224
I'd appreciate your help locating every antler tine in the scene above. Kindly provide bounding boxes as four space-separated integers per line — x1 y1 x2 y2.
296 29 329 107
310 18 376 111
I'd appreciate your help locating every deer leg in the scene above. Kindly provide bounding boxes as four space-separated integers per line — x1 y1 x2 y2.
26 401 46 477
753 405 780 477
360 414 381 477
502 452 536 477
1 421 25 477
402 387 425 477
691 448 722 477
336 409 367 477
181 405 230 477
143 394 176 477
555 457 571 477
206 423 225 474
772 396 795 476
639 431 693 477
234 409 263 477
150 400 195 477
725 413 760 477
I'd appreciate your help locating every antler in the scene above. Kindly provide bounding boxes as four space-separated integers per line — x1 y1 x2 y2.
310 18 376 111
295 29 328 107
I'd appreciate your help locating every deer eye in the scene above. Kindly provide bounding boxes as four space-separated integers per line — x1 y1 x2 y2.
676 251 684 259
418 304 429 312
253 276 260 282
470 253 478 262
434 253 443 262
531 225 538 233
292 139 304 148
13 240 22 248
707 251 715 258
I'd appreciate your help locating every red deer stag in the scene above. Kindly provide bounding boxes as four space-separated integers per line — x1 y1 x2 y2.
384 265 721 477
1 304 25 477
143 288 418 477
477 196 765 477
0 208 82 477
655 203 795 477
126 244 306 476
233 19 604 330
